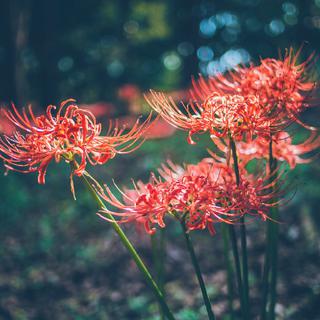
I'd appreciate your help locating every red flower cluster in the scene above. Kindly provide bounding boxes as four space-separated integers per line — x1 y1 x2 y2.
0 99 152 184
145 90 279 144
191 48 315 127
96 159 279 234
146 49 316 148
201 93 278 140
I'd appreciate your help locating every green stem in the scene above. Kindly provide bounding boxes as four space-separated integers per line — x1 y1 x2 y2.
151 230 166 320
159 228 166 295
268 207 279 320
267 139 279 320
260 222 271 320
260 139 279 320
240 219 249 315
222 224 235 319
228 225 247 319
229 137 250 319
260 140 274 320
181 221 216 320
73 163 176 320
229 138 240 186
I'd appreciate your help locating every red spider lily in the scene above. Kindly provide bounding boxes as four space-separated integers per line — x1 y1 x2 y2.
0 99 153 184
142 118 177 139
160 158 283 221
145 90 281 144
191 48 316 127
95 176 171 234
79 102 116 117
118 84 141 102
116 116 177 139
96 173 236 235
212 130 320 169
96 158 280 234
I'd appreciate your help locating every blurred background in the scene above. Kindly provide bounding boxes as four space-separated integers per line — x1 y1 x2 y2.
0 0 320 319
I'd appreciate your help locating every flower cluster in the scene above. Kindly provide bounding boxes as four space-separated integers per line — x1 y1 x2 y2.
145 90 281 144
146 49 316 147
201 93 279 140
0 99 152 184
191 48 315 127
0 48 317 237
96 159 279 234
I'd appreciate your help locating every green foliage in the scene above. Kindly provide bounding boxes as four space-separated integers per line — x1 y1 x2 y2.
129 2 171 42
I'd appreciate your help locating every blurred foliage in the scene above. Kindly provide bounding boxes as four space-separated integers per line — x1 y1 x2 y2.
0 0 320 319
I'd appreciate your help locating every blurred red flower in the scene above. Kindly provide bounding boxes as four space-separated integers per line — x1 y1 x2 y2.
79 102 116 118
118 84 140 102
116 115 176 139
0 109 15 135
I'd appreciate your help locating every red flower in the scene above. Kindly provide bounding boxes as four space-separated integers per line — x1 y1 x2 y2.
145 90 279 144
116 116 177 139
161 158 280 221
191 48 316 127
96 176 171 235
118 84 141 102
97 158 279 234
79 102 116 118
0 109 15 135
0 99 153 184
141 118 177 139
212 130 320 169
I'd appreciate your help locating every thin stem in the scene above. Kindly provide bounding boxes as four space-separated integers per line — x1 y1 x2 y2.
229 137 250 319
268 207 279 320
72 162 176 320
260 139 274 320
228 225 247 320
159 228 166 296
240 219 249 315
222 224 235 319
260 140 279 320
260 138 278 320
260 222 271 320
151 231 166 320
180 221 216 320
268 139 279 320
229 138 240 185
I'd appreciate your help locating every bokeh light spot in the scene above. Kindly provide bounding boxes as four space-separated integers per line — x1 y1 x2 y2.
58 56 74 72
107 60 124 77
163 52 182 71
197 46 214 62
199 19 217 37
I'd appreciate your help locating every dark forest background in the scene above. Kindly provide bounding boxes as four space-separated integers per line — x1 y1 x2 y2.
0 1 320 319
